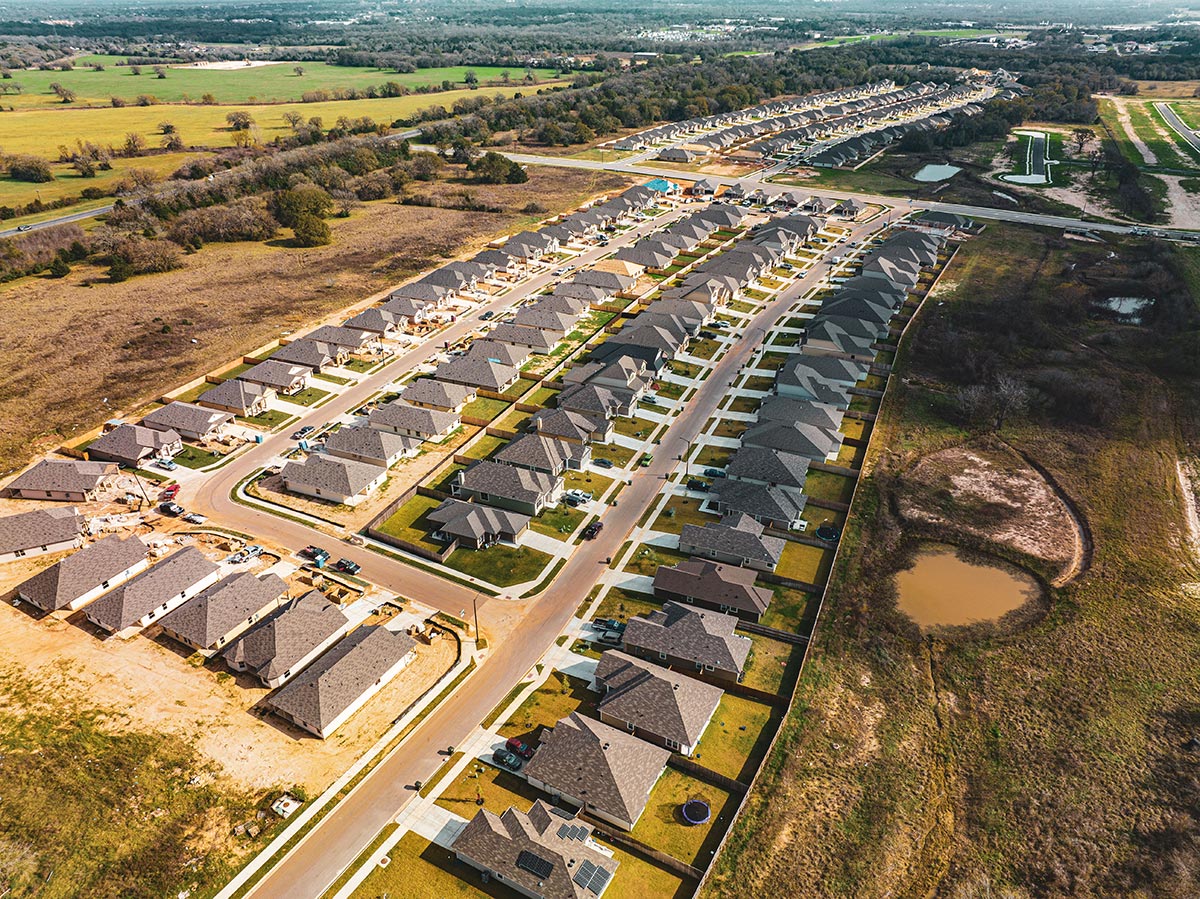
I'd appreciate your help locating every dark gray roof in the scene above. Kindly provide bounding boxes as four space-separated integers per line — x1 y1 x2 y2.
459 461 558 506
18 534 146 611
435 355 521 392
427 498 530 543
653 559 772 618
367 401 459 437
343 307 399 335
495 434 586 474
142 402 232 436
271 339 336 369
678 515 786 568
712 478 807 523
323 425 418 465
399 379 475 409
8 460 117 496
159 571 288 649
0 507 84 555
282 454 385 498
488 323 557 351
624 602 751 675
198 378 270 412
743 419 841 460
467 340 528 368
523 711 669 827
454 801 618 899
726 445 810 490
596 650 723 748
86 546 219 632
222 590 349 683
305 325 374 350
89 424 180 464
757 396 845 431
241 360 310 390
532 409 609 443
266 625 417 733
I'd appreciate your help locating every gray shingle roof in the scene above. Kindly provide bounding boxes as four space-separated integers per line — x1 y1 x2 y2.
89 424 180 465
595 650 723 749
324 425 418 465
398 379 475 410
198 378 270 413
712 478 807 524
495 434 586 475
488 323 557 351
85 546 219 632
367 401 459 438
624 602 751 676
532 409 609 444
459 461 558 506
7 460 117 496
653 558 773 618
427 498 530 544
222 590 349 683
0 507 84 555
281 454 385 498
725 445 810 490
523 711 669 828
142 402 233 437
678 515 786 568
743 419 841 461
159 571 287 648
266 625 417 733
271 339 336 369
305 325 375 350
18 534 146 611
757 396 845 431
435 355 521 392
241 360 310 391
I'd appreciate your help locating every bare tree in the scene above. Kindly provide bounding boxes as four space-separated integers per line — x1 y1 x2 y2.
282 111 303 130
130 64 142 75
955 384 992 426
293 65 305 77
993 373 1029 430
153 65 167 79
49 81 76 103
1071 127 1092 154
123 132 147 157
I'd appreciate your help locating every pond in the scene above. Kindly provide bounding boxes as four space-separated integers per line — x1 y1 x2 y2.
1097 296 1153 323
913 163 962 182
896 543 1041 628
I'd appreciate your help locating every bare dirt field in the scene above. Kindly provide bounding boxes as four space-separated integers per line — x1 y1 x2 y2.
0 166 634 477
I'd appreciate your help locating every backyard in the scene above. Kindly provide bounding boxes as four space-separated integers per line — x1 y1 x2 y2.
374 494 451 554
632 768 738 868
693 695 779 783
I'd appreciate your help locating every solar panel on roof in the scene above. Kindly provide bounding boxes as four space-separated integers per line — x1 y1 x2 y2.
573 860 598 888
588 865 613 894
516 850 554 881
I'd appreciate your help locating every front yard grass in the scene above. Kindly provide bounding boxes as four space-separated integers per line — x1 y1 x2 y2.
657 381 686 400
351 832 524 898
632 768 738 867
280 386 331 407
593 586 660 624
712 419 747 439
435 760 547 819
237 408 296 430
694 444 732 469
650 496 720 535
498 672 596 744
445 543 553 587
462 396 511 420
530 504 585 539
313 371 352 386
668 360 703 380
592 443 636 469
726 396 760 414
342 357 376 373
172 445 226 469
614 416 656 439
623 543 688 577
741 375 775 392
375 494 450 553
775 541 834 585
564 469 614 496
690 338 721 360
741 634 802 695
693 694 779 783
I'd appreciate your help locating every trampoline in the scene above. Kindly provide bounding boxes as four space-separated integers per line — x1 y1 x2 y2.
815 525 841 542
681 798 712 826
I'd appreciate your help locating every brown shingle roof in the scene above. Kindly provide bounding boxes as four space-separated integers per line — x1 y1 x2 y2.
222 590 348 683
159 571 287 649
0 507 84 555
17 534 146 611
595 651 723 749
623 602 751 676
653 559 773 618
85 546 219 632
7 460 117 496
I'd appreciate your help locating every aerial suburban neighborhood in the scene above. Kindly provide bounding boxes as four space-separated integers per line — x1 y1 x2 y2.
1 2 1198 899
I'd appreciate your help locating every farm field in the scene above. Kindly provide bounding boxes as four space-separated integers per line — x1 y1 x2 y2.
0 165 634 474
4 59 562 107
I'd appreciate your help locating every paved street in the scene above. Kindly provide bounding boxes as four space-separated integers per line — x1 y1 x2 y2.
235 211 886 899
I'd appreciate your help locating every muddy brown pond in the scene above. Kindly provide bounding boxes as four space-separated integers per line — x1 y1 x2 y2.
896 543 1041 628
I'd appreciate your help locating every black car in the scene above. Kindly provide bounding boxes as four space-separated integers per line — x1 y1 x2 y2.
334 558 361 575
492 748 524 772
593 458 615 470
300 545 330 562
158 502 185 517
703 468 727 478
480 310 494 320
686 478 709 492
291 426 315 440
582 521 604 540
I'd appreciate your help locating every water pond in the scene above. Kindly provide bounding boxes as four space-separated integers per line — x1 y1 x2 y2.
913 163 962 182
896 543 1041 628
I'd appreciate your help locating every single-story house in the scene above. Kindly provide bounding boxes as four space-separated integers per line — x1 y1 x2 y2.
323 425 419 468
725 445 810 491
198 379 274 417
6 459 119 503
488 323 558 354
281 454 387 507
453 801 619 899
265 625 418 739
367 401 460 442
17 534 149 613
622 602 751 686
84 546 222 637
398 379 476 413
594 650 723 756
523 711 669 831
343 307 400 338
142 402 233 442
88 424 182 468
426 498 530 550
435 356 522 393
653 558 774 622
0 507 85 563
453 460 563 516
271 338 346 371
159 571 289 652
494 434 591 476
304 325 379 355
467 340 529 369
710 478 808 531
240 360 311 396
678 512 787 573
223 589 349 688
531 409 613 445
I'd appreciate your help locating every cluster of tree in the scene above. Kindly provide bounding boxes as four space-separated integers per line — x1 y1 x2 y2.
0 223 87 283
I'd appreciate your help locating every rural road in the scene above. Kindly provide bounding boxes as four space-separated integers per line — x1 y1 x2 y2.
1155 101 1200 154
0 203 115 239
234 214 885 899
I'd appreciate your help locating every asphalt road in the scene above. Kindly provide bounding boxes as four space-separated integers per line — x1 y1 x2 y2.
1028 132 1047 177
1155 101 1200 154
237 215 886 899
0 204 115 239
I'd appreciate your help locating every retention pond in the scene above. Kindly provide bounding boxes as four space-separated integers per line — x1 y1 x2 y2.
896 543 1041 628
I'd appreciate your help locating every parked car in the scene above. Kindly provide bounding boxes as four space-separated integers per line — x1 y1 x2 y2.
554 267 569 276
710 320 727 329
699 330 716 339
181 512 207 524
480 310 494 320
334 558 361 575
703 468 726 478
152 458 178 472
566 489 594 503
564 495 582 507
598 630 623 645
300 545 330 563
492 748 524 772
291 426 315 440
597 618 627 633
160 484 180 500
244 544 264 559
593 458 615 469
16 224 32 233
582 521 604 540
638 455 652 468
686 479 709 492
505 737 535 759
158 502 185 517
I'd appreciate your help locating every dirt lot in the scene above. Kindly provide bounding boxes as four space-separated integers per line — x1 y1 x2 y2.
0 166 634 477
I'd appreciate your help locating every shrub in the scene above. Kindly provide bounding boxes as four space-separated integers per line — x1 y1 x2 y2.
291 213 331 248
48 257 70 278
6 155 54 183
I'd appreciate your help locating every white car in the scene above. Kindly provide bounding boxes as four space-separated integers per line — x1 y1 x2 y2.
566 489 594 503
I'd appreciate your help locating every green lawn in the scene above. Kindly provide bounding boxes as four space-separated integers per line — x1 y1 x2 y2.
592 443 636 469
171 445 225 470
435 760 547 818
498 673 596 744
462 433 509 461
593 587 660 624
741 635 802 695
342 357 376 373
350 831 526 899
694 444 732 469
624 544 689 578
281 386 330 407
693 694 778 783
594 839 694 899
775 541 834 586
462 396 511 420
430 462 467 494
631 768 738 867
375 494 451 553
563 469 614 496
668 360 703 380
445 543 552 587
657 381 686 400
650 496 720 535
530 504 585 539
172 381 214 404
803 469 855 504
527 386 560 407
495 407 534 432
501 377 539 400
690 338 721 360
759 584 819 634
614 416 656 439
313 372 352 386
711 420 747 440
236 409 295 430
741 375 775 392
726 396 760 414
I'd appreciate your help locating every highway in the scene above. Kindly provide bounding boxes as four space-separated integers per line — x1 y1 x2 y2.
231 212 885 899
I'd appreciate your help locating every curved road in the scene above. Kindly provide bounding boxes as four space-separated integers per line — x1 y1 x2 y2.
231 216 883 899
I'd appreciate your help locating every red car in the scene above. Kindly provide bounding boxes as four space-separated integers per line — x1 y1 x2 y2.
161 484 180 500
505 737 534 759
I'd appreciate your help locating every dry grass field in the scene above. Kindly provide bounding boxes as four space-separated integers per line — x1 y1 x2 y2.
708 226 1200 898
0 165 634 475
